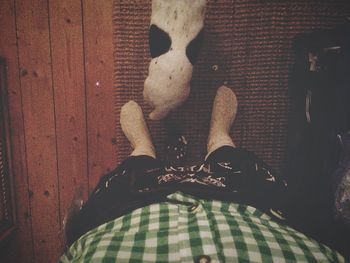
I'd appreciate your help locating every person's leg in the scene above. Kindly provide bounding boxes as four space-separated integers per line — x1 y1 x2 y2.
204 86 274 190
119 100 161 191
203 88 287 220
202 86 246 192
207 85 238 157
120 100 156 158
65 101 160 246
204 85 241 184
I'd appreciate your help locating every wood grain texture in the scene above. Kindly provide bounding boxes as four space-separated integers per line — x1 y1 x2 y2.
0 0 34 262
0 0 349 261
16 0 61 261
49 0 88 240
83 0 117 191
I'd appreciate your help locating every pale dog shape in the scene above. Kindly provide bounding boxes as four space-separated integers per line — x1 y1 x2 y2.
144 0 206 120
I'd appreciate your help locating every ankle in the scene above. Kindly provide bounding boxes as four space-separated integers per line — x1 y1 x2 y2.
132 141 156 156
131 145 156 159
207 133 235 154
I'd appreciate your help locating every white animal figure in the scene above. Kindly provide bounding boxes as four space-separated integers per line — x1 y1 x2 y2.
144 0 206 120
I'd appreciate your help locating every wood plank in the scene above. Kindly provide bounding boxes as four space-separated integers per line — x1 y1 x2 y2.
83 0 117 191
49 0 88 245
15 0 61 262
0 0 34 262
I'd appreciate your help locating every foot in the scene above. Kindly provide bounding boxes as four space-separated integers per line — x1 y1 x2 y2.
120 101 156 158
207 86 238 156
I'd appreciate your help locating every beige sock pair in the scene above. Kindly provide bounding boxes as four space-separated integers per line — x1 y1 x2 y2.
120 85 238 158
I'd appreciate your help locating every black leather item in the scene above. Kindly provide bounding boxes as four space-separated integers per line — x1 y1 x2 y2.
286 22 350 258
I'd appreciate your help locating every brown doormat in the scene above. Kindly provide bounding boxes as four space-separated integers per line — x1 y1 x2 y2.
113 0 350 174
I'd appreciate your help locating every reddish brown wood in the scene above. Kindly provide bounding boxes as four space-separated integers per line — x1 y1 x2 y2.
15 0 61 262
1 0 350 262
49 0 89 246
0 0 34 262
83 0 117 191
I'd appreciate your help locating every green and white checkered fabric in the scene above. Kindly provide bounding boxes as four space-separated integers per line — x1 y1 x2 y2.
59 192 344 263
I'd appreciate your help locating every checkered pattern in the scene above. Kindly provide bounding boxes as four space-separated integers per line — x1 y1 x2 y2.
59 192 344 263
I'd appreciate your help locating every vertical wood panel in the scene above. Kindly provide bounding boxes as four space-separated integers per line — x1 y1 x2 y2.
0 0 34 262
0 0 349 262
49 0 88 241
83 0 116 191
15 0 60 262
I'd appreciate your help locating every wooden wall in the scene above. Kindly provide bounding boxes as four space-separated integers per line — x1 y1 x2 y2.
0 0 117 262
1 0 349 262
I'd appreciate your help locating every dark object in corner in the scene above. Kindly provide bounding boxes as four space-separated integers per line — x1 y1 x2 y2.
286 21 350 258
334 132 350 229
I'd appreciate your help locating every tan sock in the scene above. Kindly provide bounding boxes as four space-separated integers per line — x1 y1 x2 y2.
207 86 238 157
120 100 156 158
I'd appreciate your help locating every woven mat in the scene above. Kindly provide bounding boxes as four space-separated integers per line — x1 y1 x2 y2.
113 0 350 173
